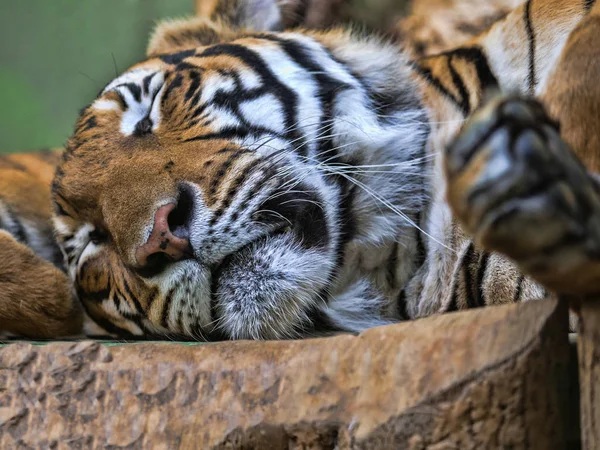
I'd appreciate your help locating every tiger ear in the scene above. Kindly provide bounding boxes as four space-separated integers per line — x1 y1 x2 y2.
147 0 282 57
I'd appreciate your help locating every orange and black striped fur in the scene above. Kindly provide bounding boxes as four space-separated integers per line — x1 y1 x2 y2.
0 150 82 337
2 0 600 339
396 0 524 58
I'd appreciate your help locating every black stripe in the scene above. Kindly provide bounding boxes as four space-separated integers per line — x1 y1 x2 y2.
334 182 358 273
210 262 223 328
183 127 252 143
410 62 465 115
414 133 429 271
386 242 399 290
142 73 155 95
119 82 142 103
413 46 499 115
196 43 302 147
81 303 139 340
206 148 252 206
462 242 478 309
66 246 78 265
114 289 125 312
585 0 596 12
144 287 160 313
79 288 152 339
315 179 359 305
292 192 329 249
176 310 184 334
82 115 97 132
112 89 129 111
162 73 183 106
48 239 65 269
185 71 202 103
396 289 409 320
161 287 176 329
232 167 279 221
258 35 350 158
450 47 499 94
524 0 537 93
475 251 491 307
447 289 459 312
513 274 525 302
306 305 345 335
416 229 426 268
212 156 264 222
159 49 196 65
121 311 152 335
122 278 145 315
208 70 287 143
447 56 471 115
184 124 284 143
80 288 111 303
189 102 208 120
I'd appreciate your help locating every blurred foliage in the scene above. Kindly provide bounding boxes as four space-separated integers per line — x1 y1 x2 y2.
0 0 193 154
0 0 409 154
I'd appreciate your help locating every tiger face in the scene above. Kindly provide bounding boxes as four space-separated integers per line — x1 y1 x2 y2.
51 15 429 340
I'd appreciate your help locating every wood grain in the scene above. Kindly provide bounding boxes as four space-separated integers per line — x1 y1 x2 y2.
0 298 571 449
577 299 600 450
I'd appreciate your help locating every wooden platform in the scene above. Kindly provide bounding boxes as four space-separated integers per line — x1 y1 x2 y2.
0 298 583 449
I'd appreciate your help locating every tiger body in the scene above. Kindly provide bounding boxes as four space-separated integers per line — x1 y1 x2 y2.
2 0 600 339
397 0 525 58
0 150 82 337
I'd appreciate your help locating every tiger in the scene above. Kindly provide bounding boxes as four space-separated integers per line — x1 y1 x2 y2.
395 0 525 58
2 0 600 340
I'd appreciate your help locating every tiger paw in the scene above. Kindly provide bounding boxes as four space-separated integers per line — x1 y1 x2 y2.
445 96 600 293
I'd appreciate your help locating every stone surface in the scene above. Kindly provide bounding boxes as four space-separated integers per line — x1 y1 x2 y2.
0 298 571 449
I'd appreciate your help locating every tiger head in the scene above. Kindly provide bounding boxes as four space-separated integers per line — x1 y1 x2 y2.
51 0 429 340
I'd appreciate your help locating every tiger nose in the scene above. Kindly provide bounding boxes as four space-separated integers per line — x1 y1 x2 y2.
135 203 192 267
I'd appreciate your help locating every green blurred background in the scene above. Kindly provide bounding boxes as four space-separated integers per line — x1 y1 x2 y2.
0 0 407 155
0 0 193 154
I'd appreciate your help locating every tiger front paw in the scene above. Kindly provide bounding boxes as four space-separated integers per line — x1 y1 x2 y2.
445 96 600 294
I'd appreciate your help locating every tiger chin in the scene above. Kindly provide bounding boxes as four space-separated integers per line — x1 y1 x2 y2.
39 0 600 340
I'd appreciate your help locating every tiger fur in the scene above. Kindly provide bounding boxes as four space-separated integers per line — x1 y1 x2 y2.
2 0 600 339
0 150 82 337
396 0 525 58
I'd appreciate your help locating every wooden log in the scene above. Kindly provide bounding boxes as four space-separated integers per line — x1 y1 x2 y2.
0 298 570 449
577 298 600 450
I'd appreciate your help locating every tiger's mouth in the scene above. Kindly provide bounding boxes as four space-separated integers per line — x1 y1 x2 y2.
209 196 328 293
208 229 331 339
205 188 334 339
131 175 334 339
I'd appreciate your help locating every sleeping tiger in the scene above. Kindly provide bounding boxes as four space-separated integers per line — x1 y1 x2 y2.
1 0 599 340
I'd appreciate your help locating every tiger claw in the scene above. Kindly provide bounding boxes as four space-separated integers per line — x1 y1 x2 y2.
445 95 600 292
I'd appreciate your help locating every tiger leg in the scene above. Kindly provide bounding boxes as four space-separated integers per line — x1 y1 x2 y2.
0 230 83 338
445 95 600 297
